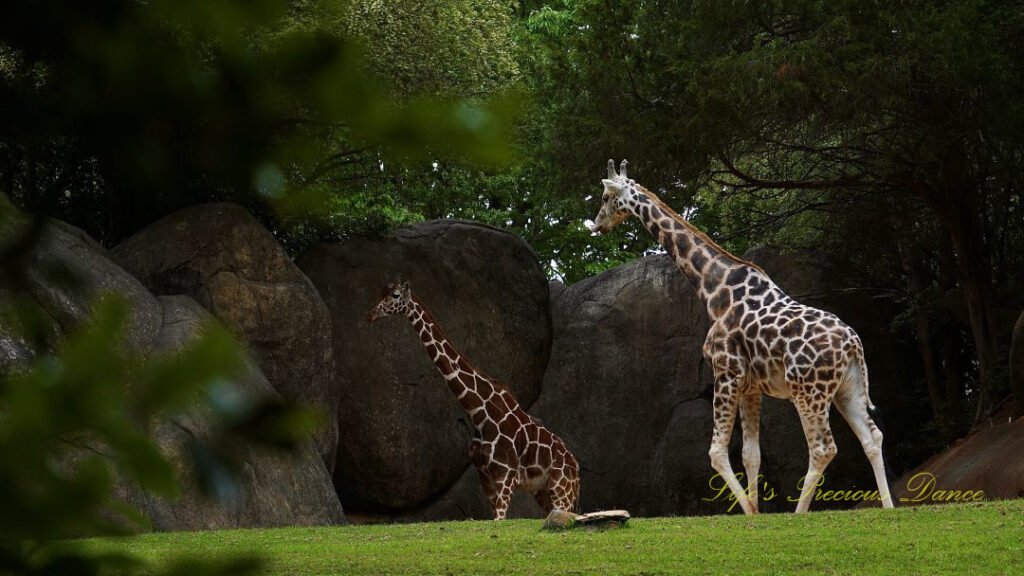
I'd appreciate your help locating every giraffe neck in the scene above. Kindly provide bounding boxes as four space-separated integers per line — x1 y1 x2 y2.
404 297 519 423
625 184 768 320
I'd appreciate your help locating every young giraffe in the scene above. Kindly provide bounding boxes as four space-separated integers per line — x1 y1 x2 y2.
368 279 580 520
590 159 894 514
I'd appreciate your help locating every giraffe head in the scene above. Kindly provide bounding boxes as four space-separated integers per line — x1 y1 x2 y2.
590 159 633 234
368 278 412 323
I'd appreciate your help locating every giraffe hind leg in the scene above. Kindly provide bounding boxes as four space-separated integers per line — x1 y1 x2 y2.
533 488 553 514
834 383 895 509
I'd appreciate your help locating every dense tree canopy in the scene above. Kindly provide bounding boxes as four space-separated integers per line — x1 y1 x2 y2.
521 0 1024 423
0 0 516 246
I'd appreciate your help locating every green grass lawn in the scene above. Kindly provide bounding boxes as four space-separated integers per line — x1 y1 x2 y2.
81 501 1023 576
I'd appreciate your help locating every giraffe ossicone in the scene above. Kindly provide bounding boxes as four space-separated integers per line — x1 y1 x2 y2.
369 278 580 520
591 159 895 514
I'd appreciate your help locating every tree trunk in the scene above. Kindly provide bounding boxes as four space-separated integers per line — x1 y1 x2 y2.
913 143 1004 424
1012 311 1024 418
939 327 965 407
917 173 1004 424
935 240 966 410
894 227 943 420
945 213 1003 422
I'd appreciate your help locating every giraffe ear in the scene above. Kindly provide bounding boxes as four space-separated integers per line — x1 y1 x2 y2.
602 179 622 192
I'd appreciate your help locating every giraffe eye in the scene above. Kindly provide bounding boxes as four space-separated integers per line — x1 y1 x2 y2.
392 291 400 298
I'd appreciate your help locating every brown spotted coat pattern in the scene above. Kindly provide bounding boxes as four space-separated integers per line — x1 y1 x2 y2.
591 159 894 514
369 280 580 520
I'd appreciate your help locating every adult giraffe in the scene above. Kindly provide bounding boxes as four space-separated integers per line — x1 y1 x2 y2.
369 278 580 519
590 159 894 514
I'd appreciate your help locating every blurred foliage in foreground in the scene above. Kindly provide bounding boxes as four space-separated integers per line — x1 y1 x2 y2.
0 0 520 574
0 0 516 244
0 203 304 573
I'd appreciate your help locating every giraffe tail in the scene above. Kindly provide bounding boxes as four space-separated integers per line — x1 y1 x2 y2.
853 349 876 412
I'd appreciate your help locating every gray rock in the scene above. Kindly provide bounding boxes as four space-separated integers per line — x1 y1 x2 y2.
548 280 567 305
0 207 344 531
0 299 34 371
112 203 338 472
531 255 713 517
346 464 544 523
541 509 576 530
297 220 551 514
2 215 163 354
114 296 345 531
402 465 545 522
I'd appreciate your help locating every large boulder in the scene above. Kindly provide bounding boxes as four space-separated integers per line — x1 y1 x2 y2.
112 203 338 472
297 220 551 515
0 210 344 530
529 255 717 517
1 206 162 375
3 216 163 354
532 250 915 516
114 296 345 530
1012 311 1024 418
872 418 1023 506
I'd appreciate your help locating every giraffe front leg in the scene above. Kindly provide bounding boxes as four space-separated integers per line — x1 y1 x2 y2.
491 468 518 520
739 393 762 514
709 376 756 515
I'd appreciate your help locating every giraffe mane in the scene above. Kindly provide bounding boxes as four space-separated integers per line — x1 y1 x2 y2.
409 293 519 402
634 183 768 275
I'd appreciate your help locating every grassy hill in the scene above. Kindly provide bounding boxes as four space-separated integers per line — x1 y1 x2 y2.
80 501 1023 575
